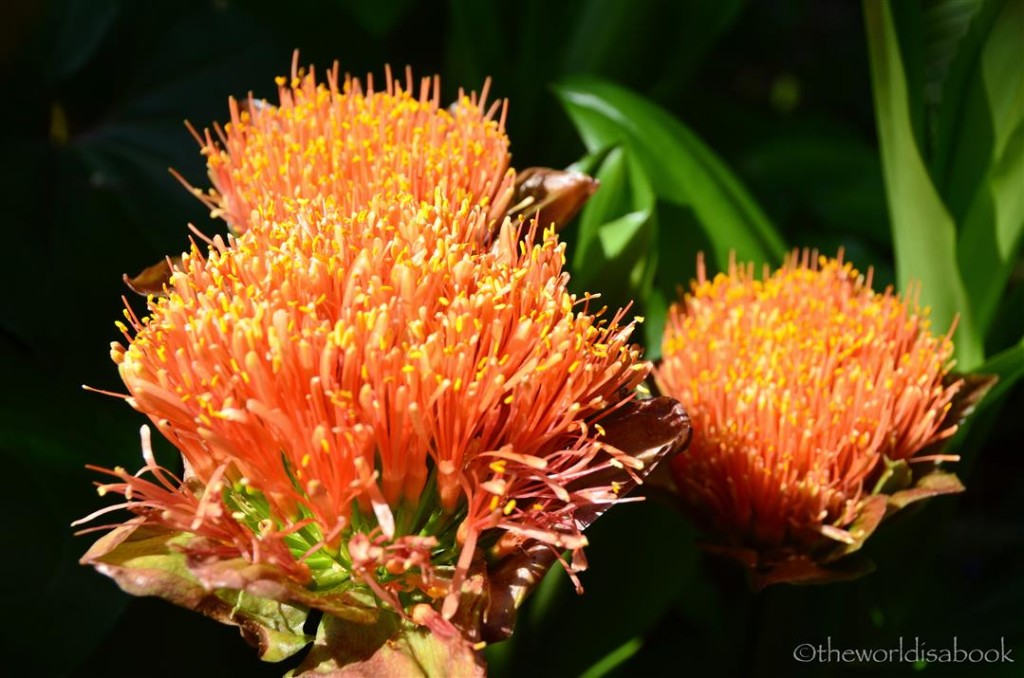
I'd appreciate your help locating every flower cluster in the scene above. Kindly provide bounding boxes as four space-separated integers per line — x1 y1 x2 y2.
189 64 514 236
656 252 965 584
80 61 687 669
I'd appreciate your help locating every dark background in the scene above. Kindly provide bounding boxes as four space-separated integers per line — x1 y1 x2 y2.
0 1 1020 676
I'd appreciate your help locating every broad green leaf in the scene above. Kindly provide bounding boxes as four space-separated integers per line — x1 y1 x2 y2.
553 76 786 271
957 119 1024 335
581 207 655 337
933 0 1024 340
863 0 982 369
595 213 651 273
889 1 928 154
932 0 1024 221
566 143 617 175
574 146 633 259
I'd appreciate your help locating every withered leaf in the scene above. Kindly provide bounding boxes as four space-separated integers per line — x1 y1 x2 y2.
699 542 876 590
123 256 182 296
886 470 965 512
80 519 312 662
185 553 380 625
750 553 876 590
943 372 998 427
572 396 692 530
505 167 598 236
480 542 557 643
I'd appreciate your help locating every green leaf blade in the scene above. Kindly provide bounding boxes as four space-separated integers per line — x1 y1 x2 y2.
864 0 983 369
933 0 1024 222
957 119 1024 336
553 76 786 271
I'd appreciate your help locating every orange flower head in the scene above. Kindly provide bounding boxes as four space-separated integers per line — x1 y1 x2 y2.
188 60 514 235
656 252 964 583
89 191 652 625
78 66 692 664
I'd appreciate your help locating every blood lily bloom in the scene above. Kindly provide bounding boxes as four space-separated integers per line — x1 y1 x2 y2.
123 62 595 297
78 64 690 675
655 252 992 587
188 61 514 235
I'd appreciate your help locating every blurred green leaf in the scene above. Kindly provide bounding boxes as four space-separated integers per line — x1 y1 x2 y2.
553 75 786 271
864 0 982 369
572 146 657 311
566 143 617 175
561 0 643 75
923 0 982 111
573 146 632 266
561 0 745 92
587 211 653 293
932 0 1024 222
888 1 928 155
50 0 119 81
739 127 891 248
933 0 1024 341
578 636 642 678
957 119 1024 336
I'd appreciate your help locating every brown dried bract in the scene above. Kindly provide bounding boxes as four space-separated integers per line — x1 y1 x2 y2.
123 256 182 296
505 167 599 235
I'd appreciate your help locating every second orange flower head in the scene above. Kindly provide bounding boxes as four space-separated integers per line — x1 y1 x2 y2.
656 252 972 586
